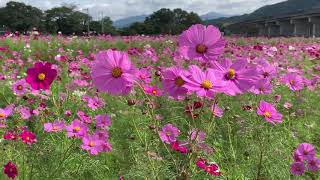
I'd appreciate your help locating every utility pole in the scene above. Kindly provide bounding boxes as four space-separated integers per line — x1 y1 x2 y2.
85 8 90 35
101 12 104 34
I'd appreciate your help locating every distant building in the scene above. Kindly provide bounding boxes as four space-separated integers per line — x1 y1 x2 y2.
226 8 320 37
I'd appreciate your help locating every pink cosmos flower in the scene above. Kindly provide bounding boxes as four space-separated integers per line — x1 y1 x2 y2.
87 96 105 111
250 78 273 95
77 111 91 124
81 134 104 155
196 158 221 176
4 130 17 140
159 124 180 144
282 73 304 91
44 121 65 132
211 105 223 118
95 114 111 129
25 62 57 90
20 130 37 145
307 157 320 171
91 49 136 96
66 119 88 138
144 86 163 97
162 66 189 99
290 162 305 176
182 65 225 98
211 58 258 96
170 141 189 154
257 101 283 124
3 161 18 179
189 129 206 143
18 106 31 120
137 68 152 83
178 24 225 62
294 143 316 161
0 105 14 120
12 79 28 96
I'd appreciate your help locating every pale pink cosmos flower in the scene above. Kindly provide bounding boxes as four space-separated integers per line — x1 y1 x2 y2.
179 24 225 62
282 73 304 91
95 114 111 129
0 105 14 120
211 105 223 118
159 124 180 144
66 119 88 138
44 121 65 132
182 65 225 99
81 134 104 155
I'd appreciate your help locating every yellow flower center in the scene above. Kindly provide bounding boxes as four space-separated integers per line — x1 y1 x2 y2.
26 136 30 141
201 80 213 90
264 111 271 118
73 126 81 132
166 132 171 136
17 85 23 90
111 67 122 78
290 80 295 85
53 126 58 130
0 113 6 118
152 90 157 95
227 68 236 79
38 73 46 81
89 141 95 147
196 44 207 54
175 77 185 87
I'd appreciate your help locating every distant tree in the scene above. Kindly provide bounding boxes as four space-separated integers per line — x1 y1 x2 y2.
143 8 202 35
90 17 117 35
44 6 91 35
0 1 43 32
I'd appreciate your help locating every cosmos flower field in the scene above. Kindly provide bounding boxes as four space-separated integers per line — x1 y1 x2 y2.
0 25 320 179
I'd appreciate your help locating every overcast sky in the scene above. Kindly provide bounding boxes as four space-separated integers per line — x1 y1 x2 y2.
0 0 286 20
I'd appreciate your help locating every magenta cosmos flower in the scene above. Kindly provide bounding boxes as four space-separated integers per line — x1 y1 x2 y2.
25 62 57 90
91 49 136 96
95 114 111 129
294 143 316 160
282 73 304 91
257 101 283 124
179 24 225 62
182 65 225 98
20 130 37 145
211 58 258 96
307 157 320 171
81 134 104 155
290 162 305 176
159 124 180 144
66 119 88 138
3 161 18 179
0 105 14 120
162 66 189 99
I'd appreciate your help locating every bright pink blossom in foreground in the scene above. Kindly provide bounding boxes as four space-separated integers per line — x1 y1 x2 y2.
257 101 283 124
162 66 189 99
91 49 136 96
211 58 258 96
3 161 18 179
179 24 225 62
294 143 316 161
159 124 180 144
182 65 225 98
25 62 57 90
290 162 305 176
282 73 304 91
20 130 37 145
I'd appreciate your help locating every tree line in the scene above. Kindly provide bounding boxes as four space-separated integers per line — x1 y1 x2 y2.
0 1 202 36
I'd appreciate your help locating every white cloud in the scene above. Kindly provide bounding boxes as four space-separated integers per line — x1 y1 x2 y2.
0 0 286 20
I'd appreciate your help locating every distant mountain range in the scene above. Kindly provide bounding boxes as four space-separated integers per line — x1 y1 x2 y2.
205 0 320 26
114 12 230 28
113 15 148 28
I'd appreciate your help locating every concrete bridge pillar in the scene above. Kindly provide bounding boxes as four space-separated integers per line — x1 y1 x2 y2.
266 22 280 37
277 20 294 36
309 17 320 37
291 18 312 37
